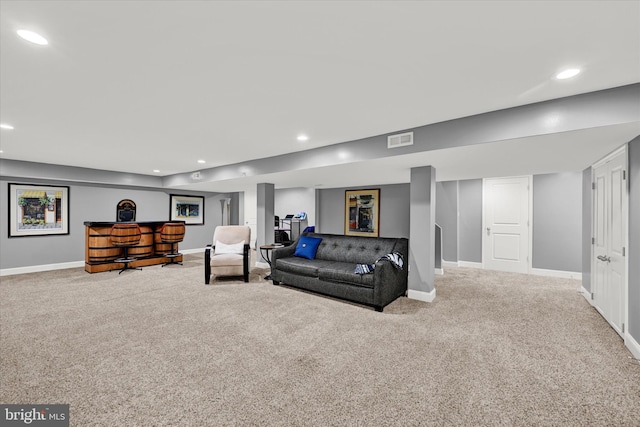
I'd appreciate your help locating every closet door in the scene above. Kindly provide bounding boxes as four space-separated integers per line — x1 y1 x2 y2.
592 149 627 336
483 176 531 273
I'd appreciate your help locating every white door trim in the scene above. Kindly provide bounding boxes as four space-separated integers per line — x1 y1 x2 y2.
482 175 533 274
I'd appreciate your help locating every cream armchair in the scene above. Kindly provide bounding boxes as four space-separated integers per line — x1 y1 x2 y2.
205 225 251 284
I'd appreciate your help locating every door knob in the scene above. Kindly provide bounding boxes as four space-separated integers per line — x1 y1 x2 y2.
486 227 491 236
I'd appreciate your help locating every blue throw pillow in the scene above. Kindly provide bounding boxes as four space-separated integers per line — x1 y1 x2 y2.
293 236 322 260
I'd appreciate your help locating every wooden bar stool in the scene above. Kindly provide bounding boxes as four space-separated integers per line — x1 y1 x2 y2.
159 222 185 266
110 223 143 274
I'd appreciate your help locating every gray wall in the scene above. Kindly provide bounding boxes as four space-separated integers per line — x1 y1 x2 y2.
317 184 410 238
532 172 583 272
0 179 222 269
436 181 458 262
628 136 640 341
316 175 583 272
458 179 483 263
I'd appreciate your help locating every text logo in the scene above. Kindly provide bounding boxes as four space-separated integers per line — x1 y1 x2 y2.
1 405 69 427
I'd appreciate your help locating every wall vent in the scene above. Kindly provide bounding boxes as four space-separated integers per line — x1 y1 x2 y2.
387 132 413 149
191 171 201 180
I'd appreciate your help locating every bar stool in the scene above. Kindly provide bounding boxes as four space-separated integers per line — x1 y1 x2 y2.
110 223 143 274
159 222 185 266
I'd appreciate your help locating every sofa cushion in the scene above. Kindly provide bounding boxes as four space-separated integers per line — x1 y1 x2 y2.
275 257 334 278
293 235 322 260
317 262 375 289
305 233 398 264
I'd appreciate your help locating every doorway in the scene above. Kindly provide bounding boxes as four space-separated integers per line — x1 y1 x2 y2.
483 176 532 274
592 147 628 337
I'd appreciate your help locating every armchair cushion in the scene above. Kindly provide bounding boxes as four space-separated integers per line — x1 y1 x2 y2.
215 240 245 254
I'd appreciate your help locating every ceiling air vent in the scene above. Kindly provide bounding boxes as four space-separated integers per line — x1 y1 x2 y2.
387 132 413 149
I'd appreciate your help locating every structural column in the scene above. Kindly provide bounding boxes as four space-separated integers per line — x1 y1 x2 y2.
408 166 436 302
256 183 275 251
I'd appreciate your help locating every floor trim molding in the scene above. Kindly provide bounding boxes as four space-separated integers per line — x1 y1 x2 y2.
1 261 85 277
459 261 483 269
407 288 436 303
626 333 640 362
531 268 582 280
0 247 206 276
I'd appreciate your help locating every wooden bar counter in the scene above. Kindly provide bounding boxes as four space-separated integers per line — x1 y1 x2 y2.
84 221 184 273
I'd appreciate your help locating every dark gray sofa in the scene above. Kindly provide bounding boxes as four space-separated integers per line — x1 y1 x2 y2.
270 232 408 312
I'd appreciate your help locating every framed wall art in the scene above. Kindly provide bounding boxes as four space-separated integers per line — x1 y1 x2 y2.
170 194 205 225
8 183 70 237
345 188 380 237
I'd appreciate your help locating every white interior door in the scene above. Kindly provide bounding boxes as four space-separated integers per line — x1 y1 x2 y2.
592 150 627 336
483 176 531 274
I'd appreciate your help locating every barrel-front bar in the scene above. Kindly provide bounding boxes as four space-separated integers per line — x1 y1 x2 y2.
84 221 185 273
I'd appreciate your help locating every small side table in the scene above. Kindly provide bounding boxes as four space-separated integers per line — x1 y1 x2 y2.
259 244 284 280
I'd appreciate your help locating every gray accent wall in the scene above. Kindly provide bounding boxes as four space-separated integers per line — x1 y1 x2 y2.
458 179 483 263
316 184 409 238
436 181 458 262
628 136 640 341
532 172 583 272
0 178 221 270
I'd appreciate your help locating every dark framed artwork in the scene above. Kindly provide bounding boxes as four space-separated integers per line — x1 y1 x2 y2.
345 188 380 237
170 194 205 225
8 183 70 237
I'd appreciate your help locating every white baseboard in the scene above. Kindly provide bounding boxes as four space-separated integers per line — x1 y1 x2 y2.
0 247 208 276
181 248 205 255
435 268 443 276
407 288 436 303
0 261 85 277
578 286 595 306
255 261 270 269
459 261 483 269
531 268 582 280
442 261 459 268
626 333 640 362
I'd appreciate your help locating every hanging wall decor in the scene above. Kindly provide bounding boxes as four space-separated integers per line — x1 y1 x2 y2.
344 188 380 237
8 183 70 237
170 194 205 225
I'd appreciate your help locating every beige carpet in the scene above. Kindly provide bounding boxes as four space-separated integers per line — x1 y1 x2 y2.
1 254 639 426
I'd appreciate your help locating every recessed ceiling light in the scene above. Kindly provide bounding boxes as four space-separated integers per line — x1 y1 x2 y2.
297 135 309 142
17 29 48 46
197 159 206 164
555 68 581 80
0 123 15 130
153 169 160 173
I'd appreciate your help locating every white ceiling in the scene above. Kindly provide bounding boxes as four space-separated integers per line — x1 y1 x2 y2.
1 1 639 192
